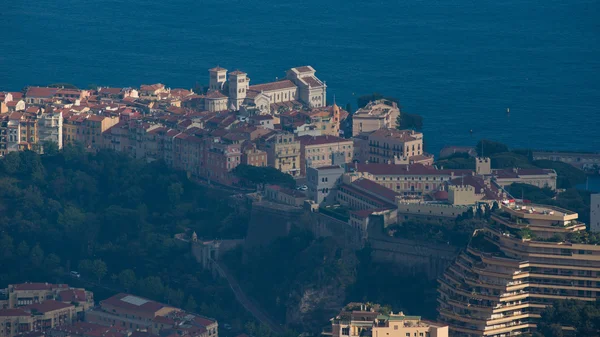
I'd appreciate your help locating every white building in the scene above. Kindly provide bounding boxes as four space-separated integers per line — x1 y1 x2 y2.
38 110 64 150
592 193 600 232
206 65 327 114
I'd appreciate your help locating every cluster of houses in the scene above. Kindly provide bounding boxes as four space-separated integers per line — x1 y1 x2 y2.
1 65 558 229
0 283 217 337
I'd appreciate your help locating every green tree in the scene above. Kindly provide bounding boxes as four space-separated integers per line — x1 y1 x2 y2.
29 244 45 268
476 139 509 157
41 141 59 156
165 287 184 307
184 295 198 312
139 276 164 298
17 241 30 258
168 182 184 205
118 269 137 291
0 234 14 261
345 103 352 114
396 113 423 131
2 152 21 174
43 253 61 273
92 259 108 282
357 93 399 108
78 259 94 276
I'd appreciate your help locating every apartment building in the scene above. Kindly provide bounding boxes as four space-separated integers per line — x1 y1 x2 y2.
259 132 301 177
241 142 267 167
354 128 432 165
326 303 448 337
352 100 400 136
37 109 63 150
437 201 599 337
1 283 93 313
87 293 218 337
204 139 242 185
0 301 77 337
298 135 353 175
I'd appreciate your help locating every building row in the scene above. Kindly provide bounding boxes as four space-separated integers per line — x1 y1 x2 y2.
0 284 217 337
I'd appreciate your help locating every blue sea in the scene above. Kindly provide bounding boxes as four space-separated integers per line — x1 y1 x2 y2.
2 0 599 155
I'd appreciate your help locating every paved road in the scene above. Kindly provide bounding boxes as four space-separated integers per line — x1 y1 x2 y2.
212 260 286 335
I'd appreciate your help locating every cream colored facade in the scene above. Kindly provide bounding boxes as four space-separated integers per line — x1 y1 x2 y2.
299 135 353 175
328 305 448 337
352 100 400 136
356 128 426 164
437 202 599 337
0 301 77 337
261 132 301 176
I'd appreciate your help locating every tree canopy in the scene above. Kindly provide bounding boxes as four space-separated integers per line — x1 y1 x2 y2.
356 93 399 109
0 145 252 332
476 139 509 157
232 164 296 189
533 300 600 337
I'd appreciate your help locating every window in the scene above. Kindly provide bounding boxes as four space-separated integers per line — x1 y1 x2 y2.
394 325 398 330
406 334 410 337
342 327 350 336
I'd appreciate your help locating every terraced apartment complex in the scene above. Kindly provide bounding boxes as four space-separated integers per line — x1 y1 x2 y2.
437 201 600 337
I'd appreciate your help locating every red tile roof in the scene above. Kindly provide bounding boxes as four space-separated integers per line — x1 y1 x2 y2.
140 84 164 92
98 87 123 95
302 76 323 87
13 282 60 291
58 289 87 302
293 66 314 73
101 293 169 314
24 300 72 313
352 178 399 204
209 66 227 72
192 316 216 327
249 80 296 93
0 309 29 317
298 135 350 146
26 87 58 98
9 92 23 99
205 91 227 99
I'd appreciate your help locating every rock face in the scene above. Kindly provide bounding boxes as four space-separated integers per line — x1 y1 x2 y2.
285 284 348 333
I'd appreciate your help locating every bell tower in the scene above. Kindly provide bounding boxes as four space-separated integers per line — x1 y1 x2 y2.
208 66 227 91
228 70 248 110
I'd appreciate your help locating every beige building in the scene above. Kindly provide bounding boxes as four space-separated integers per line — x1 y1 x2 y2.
207 65 327 114
259 132 301 176
86 293 217 337
326 303 448 337
354 128 432 165
352 100 400 136
438 201 598 337
298 135 353 175
0 301 77 337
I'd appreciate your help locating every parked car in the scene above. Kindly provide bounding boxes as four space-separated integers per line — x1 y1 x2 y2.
296 185 308 191
70 271 81 278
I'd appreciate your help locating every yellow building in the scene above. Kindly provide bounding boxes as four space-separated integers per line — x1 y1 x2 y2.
0 301 77 337
354 128 432 165
260 132 301 177
352 100 400 136
437 201 599 337
326 303 448 337
298 135 353 175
